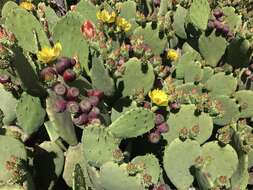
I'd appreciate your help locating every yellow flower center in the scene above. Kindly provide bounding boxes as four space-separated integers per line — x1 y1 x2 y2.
37 43 62 64
167 49 178 61
116 17 132 32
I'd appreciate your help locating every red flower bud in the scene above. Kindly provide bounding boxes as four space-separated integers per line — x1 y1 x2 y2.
81 20 96 39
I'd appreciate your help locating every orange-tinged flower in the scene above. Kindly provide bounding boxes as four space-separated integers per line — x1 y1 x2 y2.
19 2 34 11
116 17 131 32
148 89 169 106
37 43 62 64
81 20 96 39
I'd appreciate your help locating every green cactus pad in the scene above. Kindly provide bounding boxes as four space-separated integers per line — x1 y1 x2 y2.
212 96 239 126
16 92 45 135
63 144 91 187
133 23 167 55
100 162 143 190
53 12 90 75
230 152 249 189
33 141 64 190
0 135 27 183
174 52 196 79
5 8 50 53
200 141 238 183
0 88 17 125
81 125 120 167
86 165 104 190
46 91 78 146
72 164 87 190
175 82 203 95
0 185 24 190
164 104 213 145
188 0 210 30
122 58 155 97
172 5 187 39
234 90 253 118
222 6 242 33
44 6 60 34
199 32 228 67
108 107 155 139
12 47 47 97
75 0 98 23
184 61 203 83
118 0 136 20
182 43 202 61
131 154 160 185
90 57 115 96
206 72 237 97
227 38 251 69
163 139 201 189
200 67 214 83
1 1 18 18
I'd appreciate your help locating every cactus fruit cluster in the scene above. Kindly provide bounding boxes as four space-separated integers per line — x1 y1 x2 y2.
1 0 253 189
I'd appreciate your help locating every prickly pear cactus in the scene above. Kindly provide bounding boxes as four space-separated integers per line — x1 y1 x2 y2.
1 0 253 189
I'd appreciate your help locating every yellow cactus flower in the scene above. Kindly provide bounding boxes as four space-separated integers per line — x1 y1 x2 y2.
96 10 116 24
19 2 34 11
37 43 62 64
167 49 179 61
116 17 132 32
148 89 169 106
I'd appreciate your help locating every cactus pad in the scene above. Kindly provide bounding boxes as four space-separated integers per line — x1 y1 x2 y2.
163 138 201 189
108 107 155 139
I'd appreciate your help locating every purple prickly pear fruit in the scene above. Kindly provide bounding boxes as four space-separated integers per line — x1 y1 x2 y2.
157 184 169 190
72 113 88 125
40 67 57 81
70 58 76 67
155 114 165 125
170 102 180 110
0 75 10 84
157 122 169 133
53 83 67 96
148 132 161 144
143 101 151 109
88 96 99 106
66 101 80 114
63 69 76 82
54 99 67 112
214 20 223 31
222 25 229 35
66 87 79 100
88 107 100 121
55 57 71 74
87 89 104 99
79 99 92 113
89 118 101 125
153 0 160 7
207 20 215 30
213 10 224 18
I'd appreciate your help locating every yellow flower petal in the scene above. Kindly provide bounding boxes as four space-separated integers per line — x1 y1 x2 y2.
37 43 62 64
19 2 34 11
148 89 169 106
167 49 179 61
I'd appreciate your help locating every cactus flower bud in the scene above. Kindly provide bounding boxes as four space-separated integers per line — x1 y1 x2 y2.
63 69 76 82
81 20 96 39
